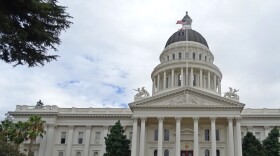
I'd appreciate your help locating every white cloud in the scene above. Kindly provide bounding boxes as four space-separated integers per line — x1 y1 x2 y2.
1 0 280 119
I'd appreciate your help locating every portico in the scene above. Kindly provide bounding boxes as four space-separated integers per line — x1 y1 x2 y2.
129 86 244 156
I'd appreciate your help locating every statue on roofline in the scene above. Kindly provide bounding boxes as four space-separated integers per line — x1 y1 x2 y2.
133 87 150 98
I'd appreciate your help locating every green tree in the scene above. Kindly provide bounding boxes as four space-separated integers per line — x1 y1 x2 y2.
104 120 130 156
242 131 265 156
0 0 72 67
0 132 26 156
26 115 46 156
8 121 29 148
263 127 280 156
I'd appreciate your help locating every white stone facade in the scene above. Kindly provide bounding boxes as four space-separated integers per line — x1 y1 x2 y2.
8 13 280 156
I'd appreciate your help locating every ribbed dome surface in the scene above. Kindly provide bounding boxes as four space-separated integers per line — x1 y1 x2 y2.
165 29 208 48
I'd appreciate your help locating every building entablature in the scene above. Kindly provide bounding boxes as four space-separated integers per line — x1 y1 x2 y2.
160 41 214 63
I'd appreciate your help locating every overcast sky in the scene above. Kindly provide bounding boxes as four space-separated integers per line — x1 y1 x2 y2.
1 0 280 119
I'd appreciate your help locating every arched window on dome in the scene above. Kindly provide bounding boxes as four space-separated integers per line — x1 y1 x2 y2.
164 149 169 156
167 55 169 61
166 77 169 88
193 74 196 86
172 54 175 60
193 53 195 59
216 150 220 156
179 52 182 59
154 149 158 156
205 56 207 61
199 54 202 60
205 149 210 156
178 74 182 86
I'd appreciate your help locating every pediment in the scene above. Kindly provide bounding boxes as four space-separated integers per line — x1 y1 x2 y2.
129 87 245 109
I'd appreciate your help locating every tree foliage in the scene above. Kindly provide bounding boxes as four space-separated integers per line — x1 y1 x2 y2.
0 132 26 156
0 0 72 67
242 131 265 156
104 120 131 156
263 127 280 156
0 114 46 156
26 115 46 156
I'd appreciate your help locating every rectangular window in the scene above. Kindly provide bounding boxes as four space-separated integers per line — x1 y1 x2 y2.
193 53 195 59
164 129 169 141
94 151 99 156
61 132 66 144
95 131 101 144
167 56 169 61
78 132 83 144
172 54 175 60
154 129 158 141
216 129 220 141
179 53 182 59
205 129 210 141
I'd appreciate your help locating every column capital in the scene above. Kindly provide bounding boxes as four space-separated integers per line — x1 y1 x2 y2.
140 117 147 122
157 117 164 121
192 117 199 121
175 117 182 121
86 125 92 130
264 126 270 130
103 125 109 129
235 117 242 121
210 117 217 121
227 117 234 121
68 125 75 129
132 117 138 121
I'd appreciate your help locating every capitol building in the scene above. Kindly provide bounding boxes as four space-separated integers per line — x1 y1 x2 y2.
9 12 280 156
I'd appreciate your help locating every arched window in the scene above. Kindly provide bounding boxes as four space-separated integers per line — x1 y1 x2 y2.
154 129 158 141
205 56 207 61
205 149 210 156
193 74 196 86
76 151 81 156
193 53 195 59
154 149 158 156
172 54 175 60
199 54 202 60
58 151 63 156
179 52 182 59
164 129 169 141
178 74 182 86
216 150 220 156
167 56 169 61
166 77 169 88
164 149 169 156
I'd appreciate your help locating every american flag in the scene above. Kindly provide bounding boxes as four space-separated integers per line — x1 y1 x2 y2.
176 20 186 24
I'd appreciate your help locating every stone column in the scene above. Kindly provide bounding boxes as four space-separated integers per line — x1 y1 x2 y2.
218 77 221 94
171 69 174 87
66 125 74 156
190 68 193 87
228 117 234 156
84 126 92 156
176 117 181 156
164 71 167 89
44 124 55 156
38 125 48 156
158 117 164 156
200 69 203 88
102 126 109 155
214 75 217 92
157 74 160 91
131 118 138 156
207 71 211 89
211 117 217 156
181 68 184 86
236 118 242 156
152 77 156 94
139 118 146 156
193 117 199 156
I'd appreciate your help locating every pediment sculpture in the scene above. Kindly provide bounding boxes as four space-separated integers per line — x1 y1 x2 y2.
134 87 150 98
224 87 239 101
